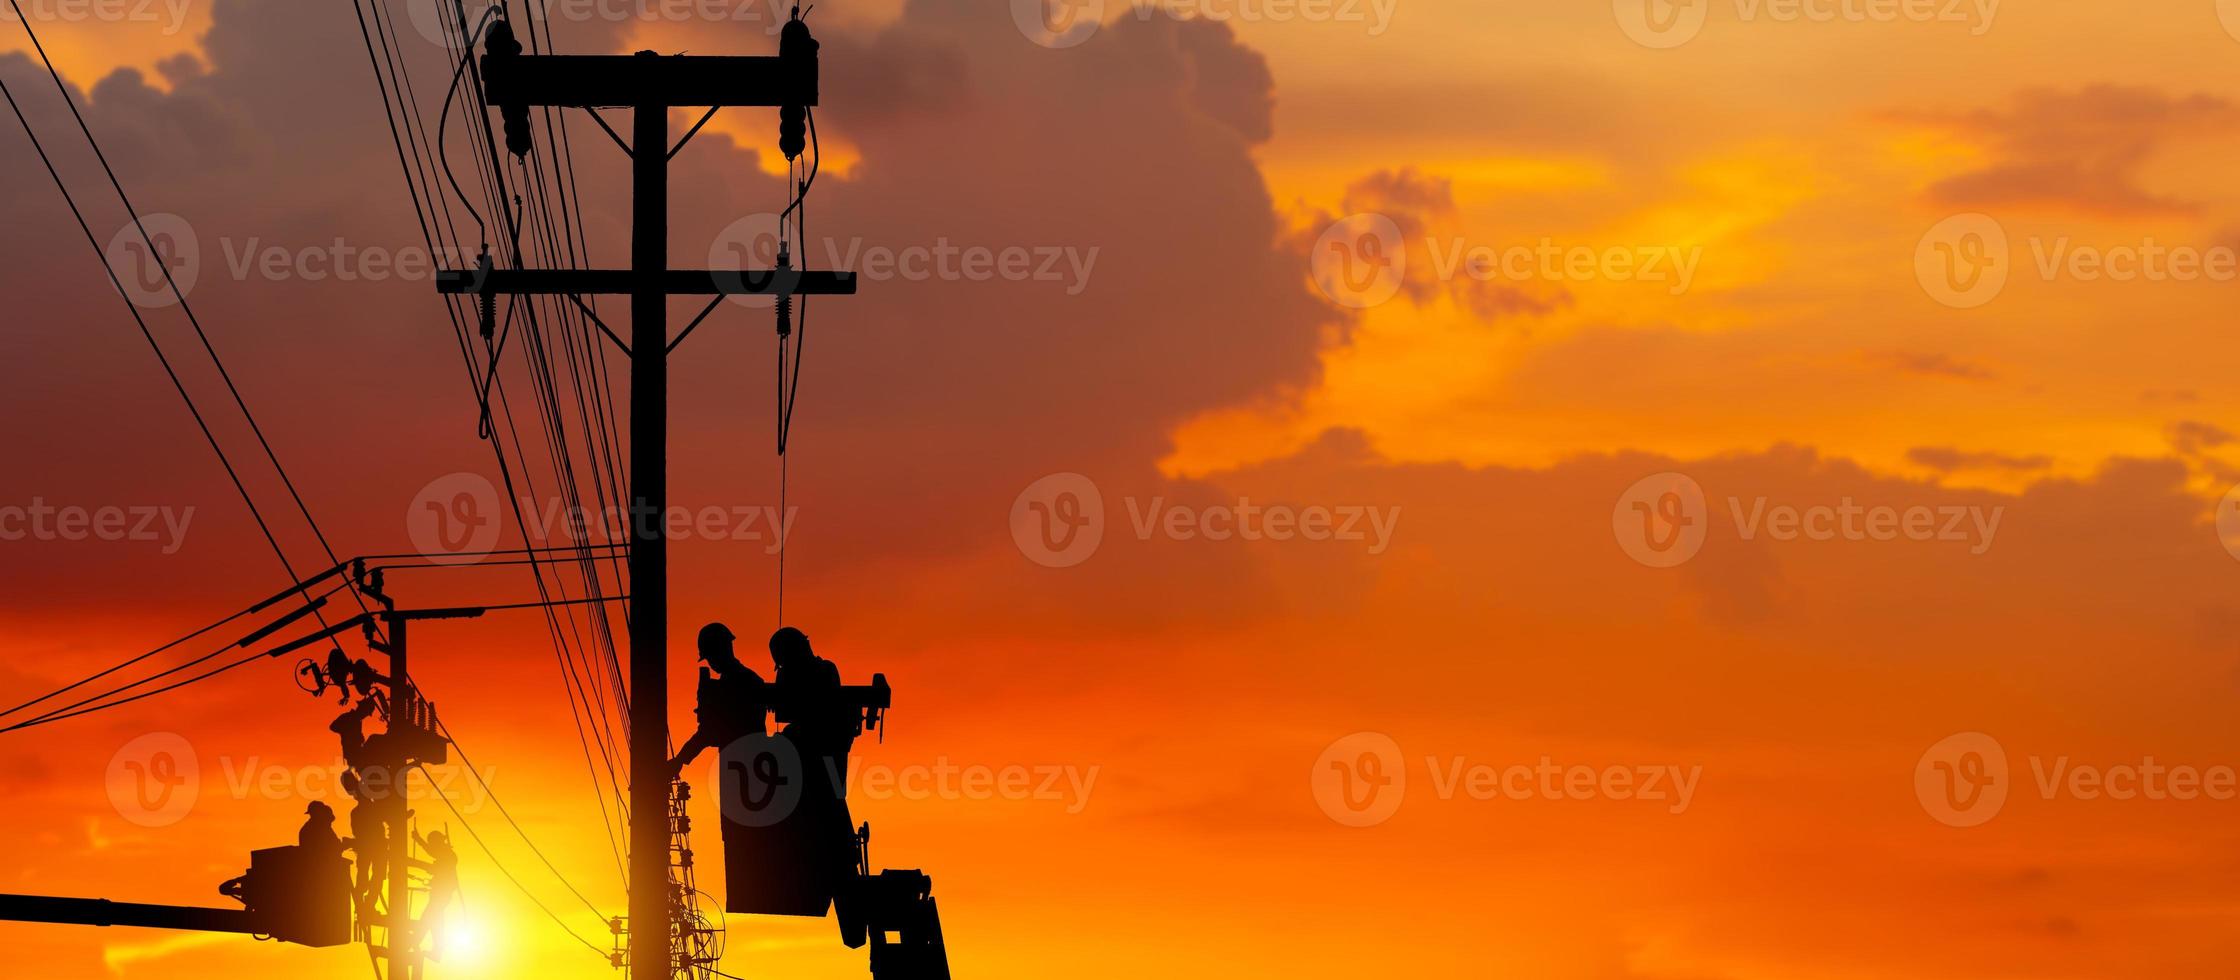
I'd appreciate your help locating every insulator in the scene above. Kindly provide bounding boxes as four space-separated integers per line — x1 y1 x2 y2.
779 104 805 161
485 20 533 158
778 6 816 160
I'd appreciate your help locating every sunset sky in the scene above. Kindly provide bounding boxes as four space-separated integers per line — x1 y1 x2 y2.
7 0 2240 977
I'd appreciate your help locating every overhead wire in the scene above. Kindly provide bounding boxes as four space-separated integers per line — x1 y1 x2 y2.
7 0 377 634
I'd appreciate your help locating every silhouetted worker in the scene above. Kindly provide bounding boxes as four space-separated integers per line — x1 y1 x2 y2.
341 771 386 916
768 626 859 899
329 698 381 771
410 828 460 956
667 622 770 779
299 801 344 857
217 801 347 906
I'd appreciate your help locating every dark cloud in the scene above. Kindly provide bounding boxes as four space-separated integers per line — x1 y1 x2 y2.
2164 420 2234 457
1893 85 2237 217
1867 350 1995 381
1290 166 1569 320
0 0 1335 608
1906 446 2053 474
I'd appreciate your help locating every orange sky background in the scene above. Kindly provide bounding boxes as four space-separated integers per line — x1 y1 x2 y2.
8 0 2240 978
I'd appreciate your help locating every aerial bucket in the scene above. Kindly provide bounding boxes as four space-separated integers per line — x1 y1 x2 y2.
716 731 856 916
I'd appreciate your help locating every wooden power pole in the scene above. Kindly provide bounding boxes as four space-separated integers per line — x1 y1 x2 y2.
436 27 853 980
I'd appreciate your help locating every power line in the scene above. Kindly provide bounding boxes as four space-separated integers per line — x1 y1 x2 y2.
0 593 624 734
415 762 610 960
434 721 609 920
0 29 331 640
7 0 374 629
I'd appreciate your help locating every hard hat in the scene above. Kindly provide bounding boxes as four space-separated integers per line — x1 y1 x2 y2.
697 622 736 658
769 626 809 654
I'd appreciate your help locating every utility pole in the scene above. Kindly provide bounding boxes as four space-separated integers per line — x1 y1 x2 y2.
358 601 478 980
437 26 853 980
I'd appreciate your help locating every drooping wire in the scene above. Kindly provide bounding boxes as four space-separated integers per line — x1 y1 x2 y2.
0 582 350 732
7 0 378 637
382 0 635 875
0 25 343 642
416 762 610 959
773 108 821 626
434 721 609 920
435 6 502 248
